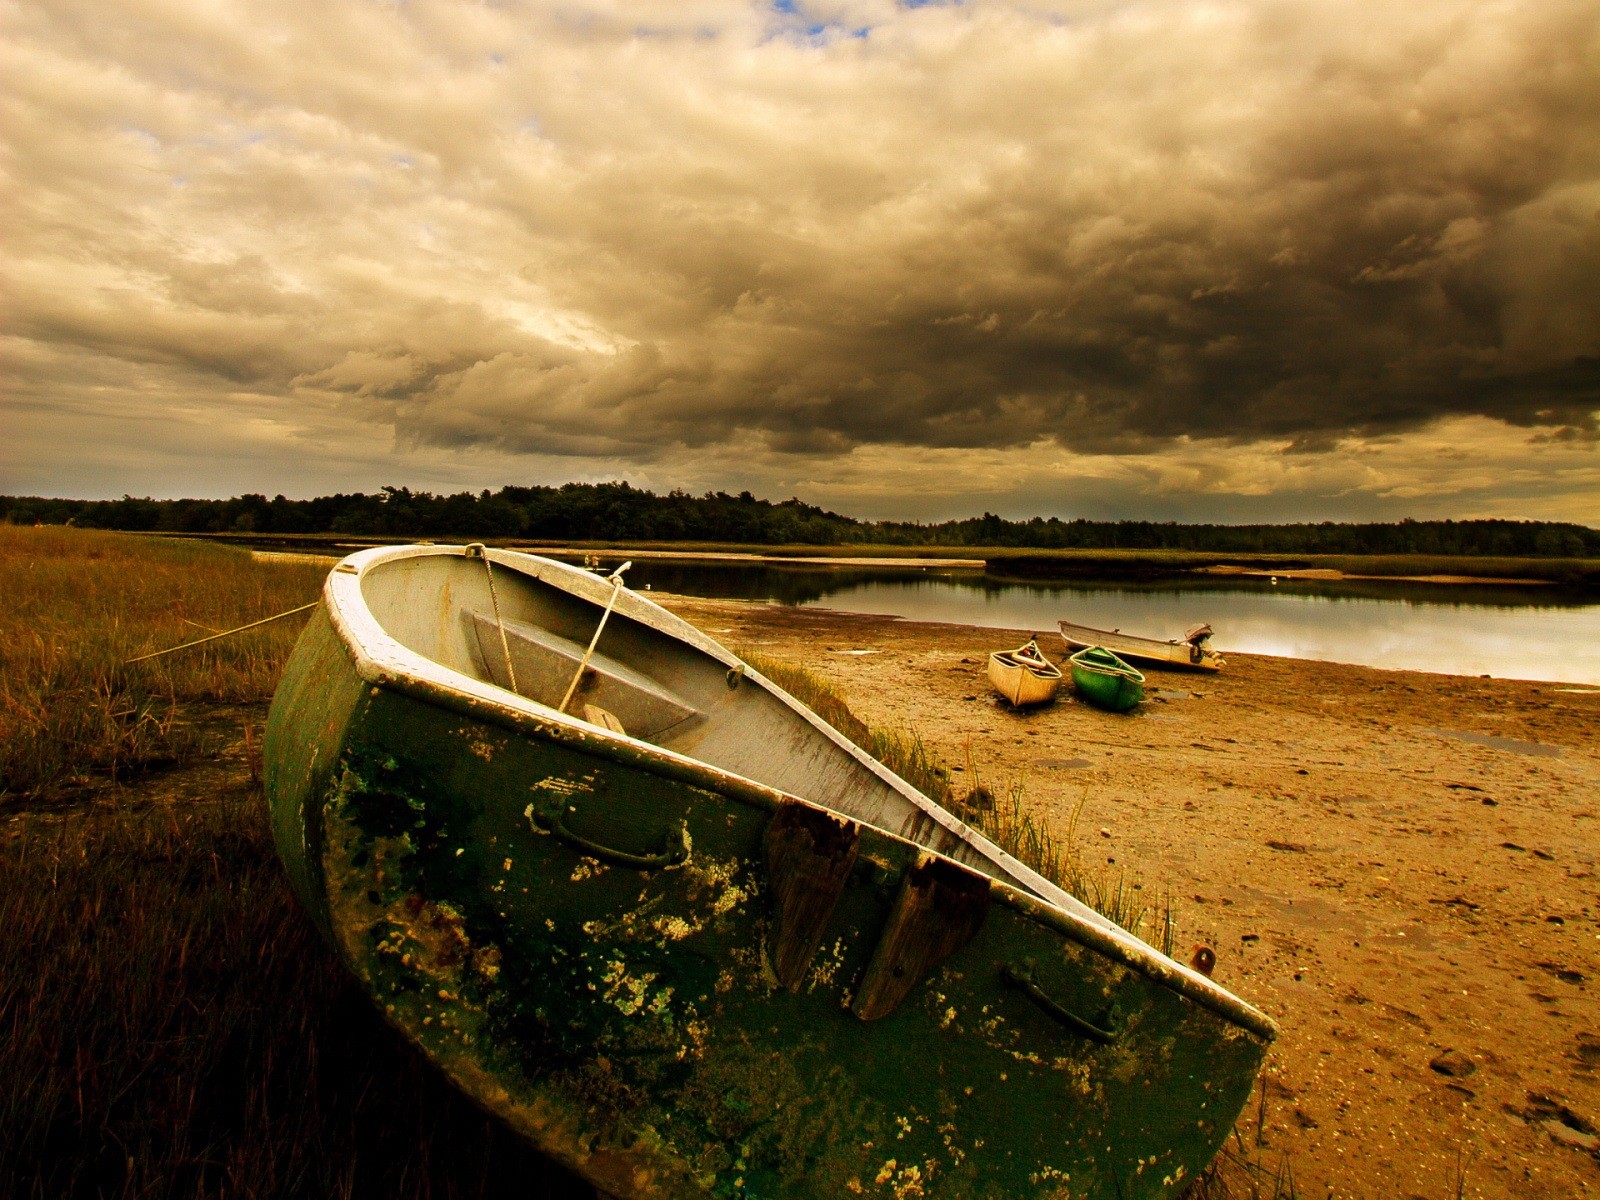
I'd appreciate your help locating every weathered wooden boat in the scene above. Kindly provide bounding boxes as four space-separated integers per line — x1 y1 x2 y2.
987 639 1063 707
1058 620 1225 672
1069 647 1147 713
265 544 1274 1199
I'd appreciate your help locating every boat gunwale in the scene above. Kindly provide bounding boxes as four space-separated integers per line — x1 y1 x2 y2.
318 543 1276 1041
1068 645 1148 684
989 647 1064 681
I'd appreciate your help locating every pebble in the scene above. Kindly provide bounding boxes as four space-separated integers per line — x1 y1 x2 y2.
1428 1049 1476 1078
1576 1033 1600 1064
1548 1123 1599 1153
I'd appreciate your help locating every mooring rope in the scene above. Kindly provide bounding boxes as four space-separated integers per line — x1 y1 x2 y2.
558 561 631 715
472 544 519 696
123 601 319 665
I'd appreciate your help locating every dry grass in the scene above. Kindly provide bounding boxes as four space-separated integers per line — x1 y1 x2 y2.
971 775 1180 958
0 531 1301 1197
742 651 1179 953
741 650 953 802
0 786 589 1199
0 528 589 1198
0 526 327 803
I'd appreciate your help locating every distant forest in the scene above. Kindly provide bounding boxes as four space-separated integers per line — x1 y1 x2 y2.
3 484 1597 558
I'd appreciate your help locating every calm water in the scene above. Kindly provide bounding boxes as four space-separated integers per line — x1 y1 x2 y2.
597 560 1600 685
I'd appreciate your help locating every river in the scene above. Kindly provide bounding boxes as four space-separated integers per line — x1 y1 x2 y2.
596 559 1600 686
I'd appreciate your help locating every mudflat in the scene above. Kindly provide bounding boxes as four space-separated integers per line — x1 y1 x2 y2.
657 593 1600 1200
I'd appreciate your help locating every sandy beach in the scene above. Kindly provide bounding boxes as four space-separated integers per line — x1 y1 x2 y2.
655 593 1600 1199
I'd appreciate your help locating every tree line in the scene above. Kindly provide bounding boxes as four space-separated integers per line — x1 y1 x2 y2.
2 483 1595 558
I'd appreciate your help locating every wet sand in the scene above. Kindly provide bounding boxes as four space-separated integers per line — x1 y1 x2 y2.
657 594 1600 1199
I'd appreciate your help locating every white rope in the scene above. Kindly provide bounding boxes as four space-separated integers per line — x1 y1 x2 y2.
124 602 319 665
558 562 631 715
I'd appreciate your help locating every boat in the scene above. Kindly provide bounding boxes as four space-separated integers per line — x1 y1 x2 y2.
987 639 1063 706
1058 620 1225 672
1069 646 1147 713
265 543 1274 1199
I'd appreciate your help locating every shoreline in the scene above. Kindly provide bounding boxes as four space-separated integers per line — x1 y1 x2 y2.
1194 563 1554 587
652 593 1600 1199
251 541 1568 588
173 531 1597 589
249 546 984 569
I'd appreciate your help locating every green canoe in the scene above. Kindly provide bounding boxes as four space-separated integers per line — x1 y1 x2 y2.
265 545 1274 1199
1069 647 1147 714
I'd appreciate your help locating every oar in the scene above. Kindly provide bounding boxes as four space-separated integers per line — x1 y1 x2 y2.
558 562 631 715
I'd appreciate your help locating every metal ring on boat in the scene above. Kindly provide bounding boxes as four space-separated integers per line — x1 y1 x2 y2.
1002 961 1119 1045
534 804 689 871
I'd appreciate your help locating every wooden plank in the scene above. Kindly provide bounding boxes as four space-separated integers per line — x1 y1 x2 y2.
852 854 991 1021
764 800 861 991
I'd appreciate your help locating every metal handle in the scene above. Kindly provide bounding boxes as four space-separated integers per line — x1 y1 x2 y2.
1002 963 1118 1045
534 804 688 871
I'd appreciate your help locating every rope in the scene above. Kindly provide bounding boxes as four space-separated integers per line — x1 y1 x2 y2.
124 602 319 665
558 562 630 715
475 546 519 695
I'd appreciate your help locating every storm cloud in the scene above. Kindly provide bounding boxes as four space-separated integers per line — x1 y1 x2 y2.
3 0 1598 516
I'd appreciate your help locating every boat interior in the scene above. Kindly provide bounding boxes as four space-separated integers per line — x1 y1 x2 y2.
357 547 1040 891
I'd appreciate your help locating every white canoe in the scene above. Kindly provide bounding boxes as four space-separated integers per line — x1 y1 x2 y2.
1058 620 1225 672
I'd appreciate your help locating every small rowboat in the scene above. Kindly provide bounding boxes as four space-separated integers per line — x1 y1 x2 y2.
987 639 1063 706
265 544 1273 1199
1069 646 1147 713
1058 620 1225 672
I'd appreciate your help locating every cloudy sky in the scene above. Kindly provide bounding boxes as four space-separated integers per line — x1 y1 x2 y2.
3 0 1598 522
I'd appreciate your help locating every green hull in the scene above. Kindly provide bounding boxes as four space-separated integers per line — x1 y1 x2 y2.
1070 650 1146 714
267 576 1270 1199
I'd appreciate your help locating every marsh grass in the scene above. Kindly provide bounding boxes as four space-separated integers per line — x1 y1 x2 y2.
0 534 1297 1198
0 528 586 1197
0 785 588 1199
0 526 328 803
741 651 1179 953
971 774 1179 958
165 531 1600 585
980 548 1600 585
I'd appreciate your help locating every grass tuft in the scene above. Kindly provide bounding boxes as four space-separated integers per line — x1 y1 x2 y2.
742 650 1179 952
1177 1075 1299 1199
959 765 1179 958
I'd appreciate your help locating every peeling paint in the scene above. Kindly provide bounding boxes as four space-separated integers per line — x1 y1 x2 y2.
268 629 1272 1200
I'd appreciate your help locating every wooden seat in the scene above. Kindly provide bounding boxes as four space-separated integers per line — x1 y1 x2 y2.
581 704 627 735
466 610 699 740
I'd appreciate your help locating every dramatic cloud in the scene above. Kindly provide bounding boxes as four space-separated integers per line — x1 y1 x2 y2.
2 0 1598 517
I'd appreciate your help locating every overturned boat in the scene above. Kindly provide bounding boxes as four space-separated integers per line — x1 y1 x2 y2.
265 544 1274 1200
1058 620 1225 672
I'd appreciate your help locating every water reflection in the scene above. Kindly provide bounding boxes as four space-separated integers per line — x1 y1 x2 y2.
585 559 1600 685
